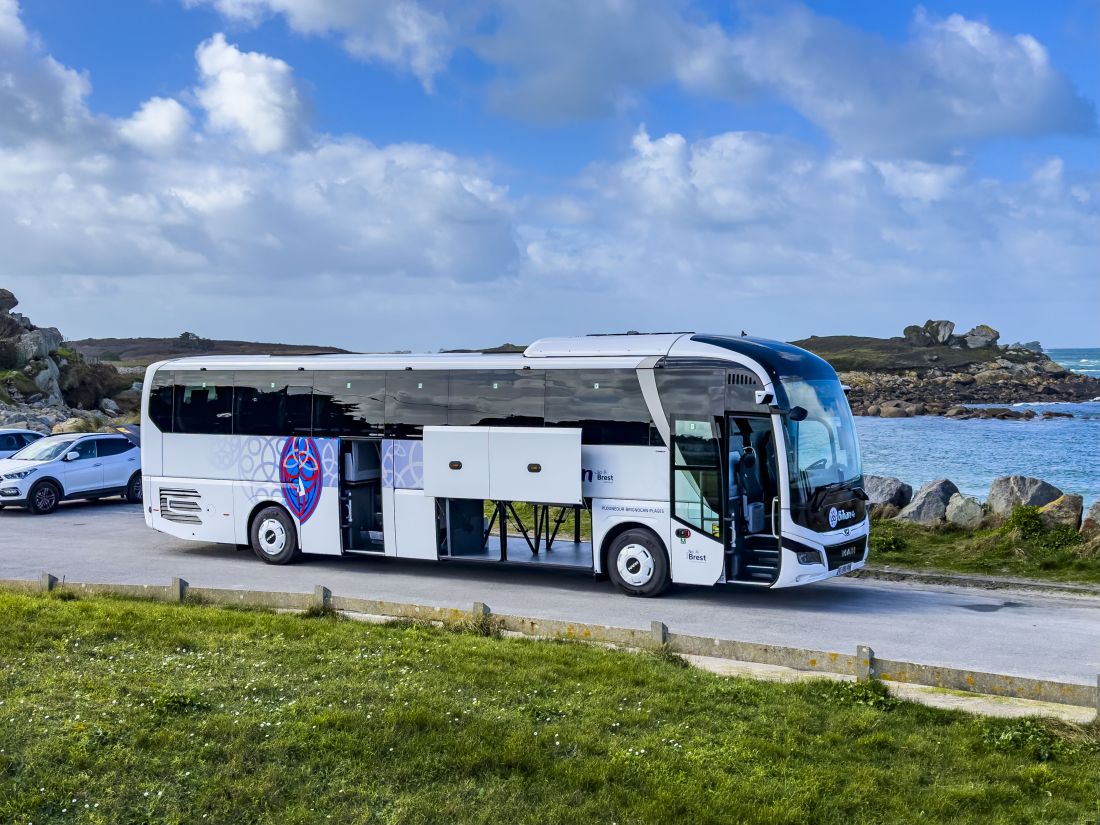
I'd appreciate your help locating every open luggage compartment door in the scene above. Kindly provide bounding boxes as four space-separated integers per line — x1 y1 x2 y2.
488 427 581 504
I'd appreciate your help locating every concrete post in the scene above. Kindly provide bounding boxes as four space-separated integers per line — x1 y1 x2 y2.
169 578 187 603
651 621 669 647
313 585 331 610
39 573 57 592
856 645 876 682
472 602 491 617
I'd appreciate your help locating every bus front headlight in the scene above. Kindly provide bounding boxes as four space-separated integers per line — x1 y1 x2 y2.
796 550 822 566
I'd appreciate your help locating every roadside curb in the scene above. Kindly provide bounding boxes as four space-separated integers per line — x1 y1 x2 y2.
854 566 1100 598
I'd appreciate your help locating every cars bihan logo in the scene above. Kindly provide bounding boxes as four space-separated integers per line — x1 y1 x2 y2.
828 506 856 529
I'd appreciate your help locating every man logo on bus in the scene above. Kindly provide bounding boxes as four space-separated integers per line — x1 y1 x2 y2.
279 437 323 523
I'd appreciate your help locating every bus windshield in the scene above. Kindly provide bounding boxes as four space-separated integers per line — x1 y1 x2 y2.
781 378 862 510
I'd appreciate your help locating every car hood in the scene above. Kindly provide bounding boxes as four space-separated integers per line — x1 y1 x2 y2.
0 457 51 474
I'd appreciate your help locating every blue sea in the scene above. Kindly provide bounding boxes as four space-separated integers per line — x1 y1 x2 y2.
856 348 1100 510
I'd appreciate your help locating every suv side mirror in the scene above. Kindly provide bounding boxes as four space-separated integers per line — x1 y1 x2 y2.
64 451 80 462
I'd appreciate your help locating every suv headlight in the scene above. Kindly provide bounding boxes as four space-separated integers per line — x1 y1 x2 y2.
2 468 36 480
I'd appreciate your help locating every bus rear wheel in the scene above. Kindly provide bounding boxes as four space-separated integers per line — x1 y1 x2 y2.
250 506 300 565
607 529 670 597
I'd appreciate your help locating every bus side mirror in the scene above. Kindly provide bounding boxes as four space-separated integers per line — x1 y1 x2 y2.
788 406 808 422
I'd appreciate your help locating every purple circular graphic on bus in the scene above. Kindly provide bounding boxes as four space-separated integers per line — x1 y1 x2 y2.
279 437 323 523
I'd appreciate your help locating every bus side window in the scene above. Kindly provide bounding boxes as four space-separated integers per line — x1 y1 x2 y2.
671 418 722 538
233 372 313 436
447 369 545 427
545 369 653 446
385 371 449 438
149 372 174 432
312 372 385 437
174 373 234 435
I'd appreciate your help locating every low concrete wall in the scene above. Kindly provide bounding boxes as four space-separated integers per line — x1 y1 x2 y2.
2 574 1096 716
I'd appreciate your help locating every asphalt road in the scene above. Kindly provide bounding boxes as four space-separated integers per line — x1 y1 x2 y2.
3 499 1099 686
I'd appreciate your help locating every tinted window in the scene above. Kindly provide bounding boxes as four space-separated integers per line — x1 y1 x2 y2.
149 372 174 432
234 372 313 436
72 440 98 460
545 369 653 445
385 371 449 437
312 371 385 436
21 433 43 446
97 437 135 457
447 370 545 427
174 372 234 434
655 367 725 417
0 434 19 451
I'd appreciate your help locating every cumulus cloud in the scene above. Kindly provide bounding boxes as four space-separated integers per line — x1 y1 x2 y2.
195 33 309 153
119 97 192 153
731 6 1097 158
185 1 1096 157
186 0 454 90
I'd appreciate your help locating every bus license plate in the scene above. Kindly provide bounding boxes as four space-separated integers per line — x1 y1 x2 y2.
837 563 854 575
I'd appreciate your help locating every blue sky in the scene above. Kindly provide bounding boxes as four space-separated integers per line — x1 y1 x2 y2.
1 0 1097 348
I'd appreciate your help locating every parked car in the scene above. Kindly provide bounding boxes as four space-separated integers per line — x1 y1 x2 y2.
0 428 43 459
0 432 142 514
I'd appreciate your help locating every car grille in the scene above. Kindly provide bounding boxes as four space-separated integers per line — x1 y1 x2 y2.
825 538 865 570
159 488 202 525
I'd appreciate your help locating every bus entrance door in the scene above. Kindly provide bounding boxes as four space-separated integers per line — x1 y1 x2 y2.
727 416 780 584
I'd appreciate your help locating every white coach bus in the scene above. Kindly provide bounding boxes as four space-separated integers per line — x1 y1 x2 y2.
140 333 869 596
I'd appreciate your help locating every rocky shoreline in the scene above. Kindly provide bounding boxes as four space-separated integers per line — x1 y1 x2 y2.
866 473 1100 537
801 320 1100 419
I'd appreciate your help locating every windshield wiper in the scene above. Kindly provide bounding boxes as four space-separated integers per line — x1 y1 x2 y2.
809 480 850 510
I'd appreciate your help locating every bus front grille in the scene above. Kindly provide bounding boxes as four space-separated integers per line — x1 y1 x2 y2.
824 538 865 570
159 488 203 525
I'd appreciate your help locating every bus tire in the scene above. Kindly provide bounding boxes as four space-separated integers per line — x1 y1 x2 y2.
250 505 300 565
607 528 670 597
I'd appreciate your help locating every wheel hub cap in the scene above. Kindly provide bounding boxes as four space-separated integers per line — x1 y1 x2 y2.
616 543 654 587
258 519 287 555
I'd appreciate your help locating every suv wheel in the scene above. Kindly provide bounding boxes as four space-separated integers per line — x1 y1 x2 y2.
28 480 61 515
125 472 143 504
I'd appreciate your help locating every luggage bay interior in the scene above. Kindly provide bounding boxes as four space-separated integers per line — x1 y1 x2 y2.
339 431 593 569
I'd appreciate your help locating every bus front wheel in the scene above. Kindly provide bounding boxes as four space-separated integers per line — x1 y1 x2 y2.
250 506 301 565
607 529 670 597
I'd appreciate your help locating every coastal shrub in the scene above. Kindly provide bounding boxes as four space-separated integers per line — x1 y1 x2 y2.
869 521 908 553
1005 506 1081 554
1005 506 1045 540
814 678 900 711
978 718 1098 762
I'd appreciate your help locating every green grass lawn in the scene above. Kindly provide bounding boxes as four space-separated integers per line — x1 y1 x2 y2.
1 593 1098 824
868 508 1100 584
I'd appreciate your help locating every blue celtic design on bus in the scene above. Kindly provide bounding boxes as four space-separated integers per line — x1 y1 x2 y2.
279 437 323 523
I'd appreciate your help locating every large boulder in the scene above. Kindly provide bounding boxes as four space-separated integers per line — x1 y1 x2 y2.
880 407 910 418
0 288 17 313
1082 500 1100 536
1038 495 1083 531
896 479 960 525
863 475 913 508
52 417 89 434
32 357 64 405
987 476 1063 515
946 493 984 530
15 328 63 364
963 324 1000 349
923 320 955 345
903 324 934 347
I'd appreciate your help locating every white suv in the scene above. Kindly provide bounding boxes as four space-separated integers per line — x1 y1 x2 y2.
0 433 142 514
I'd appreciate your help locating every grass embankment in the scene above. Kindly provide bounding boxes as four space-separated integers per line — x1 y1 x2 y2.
869 507 1100 584
1 593 1099 824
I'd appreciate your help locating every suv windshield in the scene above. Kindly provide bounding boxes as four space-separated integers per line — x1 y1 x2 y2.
11 436 77 462
781 378 862 509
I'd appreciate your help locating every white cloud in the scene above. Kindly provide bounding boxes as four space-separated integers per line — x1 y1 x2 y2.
195 33 308 153
184 1 1095 157
186 0 453 90
729 6 1096 158
119 97 193 153
0 2 1097 349
0 0 27 49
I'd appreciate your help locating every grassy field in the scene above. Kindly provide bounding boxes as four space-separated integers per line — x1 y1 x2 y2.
1 593 1098 824
868 507 1100 584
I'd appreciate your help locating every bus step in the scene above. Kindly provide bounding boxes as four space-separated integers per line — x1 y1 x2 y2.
745 563 777 575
